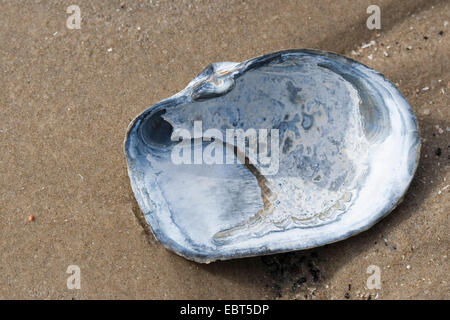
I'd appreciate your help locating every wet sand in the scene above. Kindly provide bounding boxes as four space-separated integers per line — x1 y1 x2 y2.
0 0 448 299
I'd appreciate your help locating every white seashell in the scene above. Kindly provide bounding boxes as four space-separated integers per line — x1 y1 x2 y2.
125 50 420 263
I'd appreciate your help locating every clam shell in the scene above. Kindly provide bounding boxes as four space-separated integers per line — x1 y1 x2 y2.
125 50 420 263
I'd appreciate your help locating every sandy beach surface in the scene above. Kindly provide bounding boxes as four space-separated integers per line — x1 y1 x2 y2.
0 0 448 299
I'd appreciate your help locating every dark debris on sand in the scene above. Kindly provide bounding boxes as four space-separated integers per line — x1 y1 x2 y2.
261 251 323 299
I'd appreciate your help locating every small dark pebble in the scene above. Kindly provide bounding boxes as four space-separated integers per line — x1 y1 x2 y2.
435 147 442 156
438 31 444 36
344 292 350 299
297 277 307 285
273 284 282 298
424 36 428 40
308 263 320 282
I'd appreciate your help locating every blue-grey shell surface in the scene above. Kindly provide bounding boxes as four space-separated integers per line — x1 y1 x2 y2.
125 50 420 263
